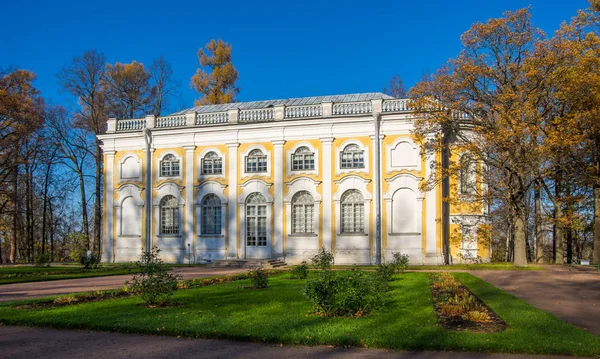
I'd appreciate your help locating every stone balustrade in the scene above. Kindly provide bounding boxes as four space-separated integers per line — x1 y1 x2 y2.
155 115 187 128
332 101 372 115
239 108 274 123
111 98 426 132
116 118 146 131
284 104 323 118
196 112 229 125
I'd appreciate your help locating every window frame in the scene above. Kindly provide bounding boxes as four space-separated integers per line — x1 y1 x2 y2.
291 191 315 234
340 189 365 234
201 194 222 235
245 149 268 174
160 195 180 235
201 151 223 176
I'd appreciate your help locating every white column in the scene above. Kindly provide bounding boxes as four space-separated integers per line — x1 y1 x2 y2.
273 140 285 258
184 145 195 262
103 151 116 263
425 136 438 256
227 143 239 258
320 137 334 251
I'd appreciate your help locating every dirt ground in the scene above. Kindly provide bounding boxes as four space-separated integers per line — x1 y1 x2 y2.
0 267 246 302
0 325 578 359
470 266 600 336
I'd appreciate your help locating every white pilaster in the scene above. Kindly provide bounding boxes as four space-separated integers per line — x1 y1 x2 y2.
320 137 334 251
273 140 285 257
227 142 239 258
425 137 438 255
184 145 195 261
103 151 116 262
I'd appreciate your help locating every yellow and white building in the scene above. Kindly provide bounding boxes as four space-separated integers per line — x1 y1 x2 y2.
98 93 489 264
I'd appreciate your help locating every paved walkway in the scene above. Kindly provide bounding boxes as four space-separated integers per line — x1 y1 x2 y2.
470 266 600 336
0 267 246 302
0 326 577 359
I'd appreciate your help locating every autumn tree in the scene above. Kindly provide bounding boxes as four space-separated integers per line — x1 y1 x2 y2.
383 74 408 98
191 39 240 105
0 69 44 262
105 61 152 119
410 9 547 267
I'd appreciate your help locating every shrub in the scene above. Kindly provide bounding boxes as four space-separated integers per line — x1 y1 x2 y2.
80 252 100 269
127 247 181 306
34 252 51 267
248 267 269 288
391 252 410 273
290 261 309 279
53 295 78 305
303 268 384 317
311 247 334 270
375 263 395 282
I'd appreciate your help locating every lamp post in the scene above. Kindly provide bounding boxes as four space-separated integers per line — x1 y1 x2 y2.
144 128 152 254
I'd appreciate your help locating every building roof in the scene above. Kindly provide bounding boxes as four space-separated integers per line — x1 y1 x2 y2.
170 92 395 115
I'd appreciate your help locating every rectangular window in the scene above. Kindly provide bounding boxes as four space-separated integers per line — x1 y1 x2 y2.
246 156 267 173
292 153 315 171
340 152 364 169
161 161 180 177
161 207 179 234
341 203 364 233
202 207 221 234
202 158 223 175
293 204 315 233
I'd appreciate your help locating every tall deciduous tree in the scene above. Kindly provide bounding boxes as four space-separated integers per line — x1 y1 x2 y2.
150 55 179 117
410 9 546 266
191 39 240 105
58 49 107 256
105 61 152 119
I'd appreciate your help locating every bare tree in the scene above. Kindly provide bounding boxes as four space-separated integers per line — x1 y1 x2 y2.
383 74 408 98
150 55 180 117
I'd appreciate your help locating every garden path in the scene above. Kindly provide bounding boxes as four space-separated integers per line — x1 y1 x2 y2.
0 325 578 359
0 267 246 302
470 265 600 336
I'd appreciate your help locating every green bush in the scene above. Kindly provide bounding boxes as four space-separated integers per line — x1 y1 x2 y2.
303 267 384 317
375 263 395 282
290 261 309 279
127 247 181 306
392 252 410 273
311 247 334 270
80 253 100 269
34 252 51 267
248 267 269 288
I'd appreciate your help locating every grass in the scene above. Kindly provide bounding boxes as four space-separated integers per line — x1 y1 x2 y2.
0 264 139 285
0 272 598 356
331 263 544 271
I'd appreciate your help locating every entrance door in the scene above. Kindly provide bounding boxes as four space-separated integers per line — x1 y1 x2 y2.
246 192 269 258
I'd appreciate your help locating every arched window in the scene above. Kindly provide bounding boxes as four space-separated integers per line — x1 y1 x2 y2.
340 144 364 169
341 189 364 233
202 151 222 175
460 154 476 194
292 146 315 171
201 194 221 235
160 195 179 234
292 191 314 234
160 154 180 177
246 192 267 247
246 149 267 173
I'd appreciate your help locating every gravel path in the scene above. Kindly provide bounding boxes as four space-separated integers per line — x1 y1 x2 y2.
470 266 600 336
0 267 246 302
0 325 577 359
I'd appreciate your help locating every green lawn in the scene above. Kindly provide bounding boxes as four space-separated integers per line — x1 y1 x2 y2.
0 272 598 356
0 264 137 285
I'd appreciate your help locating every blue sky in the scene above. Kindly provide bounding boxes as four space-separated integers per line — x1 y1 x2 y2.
0 0 590 113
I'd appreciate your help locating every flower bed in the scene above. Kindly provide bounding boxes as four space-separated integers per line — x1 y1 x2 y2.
429 272 507 332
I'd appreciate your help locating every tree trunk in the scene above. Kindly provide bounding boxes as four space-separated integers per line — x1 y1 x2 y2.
79 171 90 250
554 173 564 264
10 167 18 263
49 199 55 262
25 163 33 262
41 158 53 256
534 182 544 263
514 207 528 267
94 143 103 257
594 182 600 264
